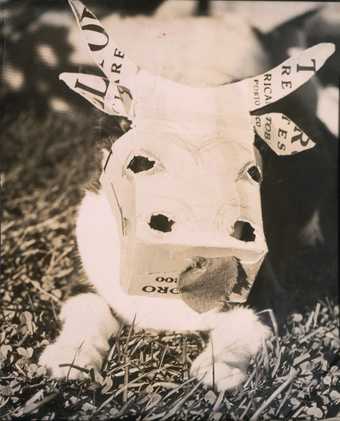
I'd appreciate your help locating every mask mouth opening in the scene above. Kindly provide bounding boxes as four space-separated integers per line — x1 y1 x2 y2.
231 220 256 242
179 256 250 313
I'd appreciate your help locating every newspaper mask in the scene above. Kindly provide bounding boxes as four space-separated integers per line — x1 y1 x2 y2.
61 0 335 313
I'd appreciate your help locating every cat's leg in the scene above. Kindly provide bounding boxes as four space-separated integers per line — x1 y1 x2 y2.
191 307 271 391
39 293 119 379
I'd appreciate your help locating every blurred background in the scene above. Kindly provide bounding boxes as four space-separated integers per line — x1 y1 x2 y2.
2 1 340 116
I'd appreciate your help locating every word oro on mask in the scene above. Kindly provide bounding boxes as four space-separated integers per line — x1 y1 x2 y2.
61 0 335 312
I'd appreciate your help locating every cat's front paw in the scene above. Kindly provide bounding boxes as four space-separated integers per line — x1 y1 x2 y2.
190 349 247 391
191 307 271 391
39 337 109 379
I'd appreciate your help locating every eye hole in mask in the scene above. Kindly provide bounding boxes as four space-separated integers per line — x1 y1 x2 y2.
127 155 156 173
246 165 262 183
149 214 175 233
231 220 256 242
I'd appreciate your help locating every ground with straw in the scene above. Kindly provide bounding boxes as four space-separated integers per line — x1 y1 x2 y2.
1 107 339 420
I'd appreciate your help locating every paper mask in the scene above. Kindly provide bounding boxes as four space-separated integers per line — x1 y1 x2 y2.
61 0 335 313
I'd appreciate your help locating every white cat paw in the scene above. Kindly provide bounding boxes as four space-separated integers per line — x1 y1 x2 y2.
190 350 247 391
39 338 108 379
190 308 271 391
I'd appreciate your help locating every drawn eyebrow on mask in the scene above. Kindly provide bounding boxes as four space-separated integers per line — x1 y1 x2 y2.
103 150 112 171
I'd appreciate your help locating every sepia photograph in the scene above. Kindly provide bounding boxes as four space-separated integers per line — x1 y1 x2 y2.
1 1 339 419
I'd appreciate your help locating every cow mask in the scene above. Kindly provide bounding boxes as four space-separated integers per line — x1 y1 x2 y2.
61 0 335 313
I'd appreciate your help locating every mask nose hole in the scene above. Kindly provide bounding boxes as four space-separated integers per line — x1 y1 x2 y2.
231 221 256 242
149 214 175 233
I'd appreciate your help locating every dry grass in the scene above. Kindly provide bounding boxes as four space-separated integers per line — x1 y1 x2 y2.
1 108 339 420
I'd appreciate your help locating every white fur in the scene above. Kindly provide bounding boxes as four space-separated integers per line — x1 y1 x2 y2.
39 293 119 379
39 188 271 389
191 308 270 391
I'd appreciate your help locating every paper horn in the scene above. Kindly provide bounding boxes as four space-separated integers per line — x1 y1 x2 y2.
252 112 316 156
241 43 335 112
59 72 129 116
68 0 139 87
